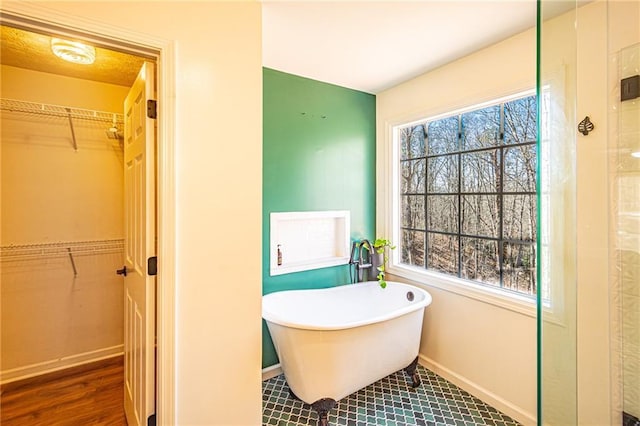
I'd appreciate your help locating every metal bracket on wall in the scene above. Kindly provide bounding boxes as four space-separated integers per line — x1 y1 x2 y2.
67 247 78 277
578 116 595 136
66 108 78 151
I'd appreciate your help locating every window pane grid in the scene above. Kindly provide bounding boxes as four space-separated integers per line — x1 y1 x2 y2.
409 191 535 196
398 140 536 161
400 228 538 243
400 225 537 245
397 95 537 296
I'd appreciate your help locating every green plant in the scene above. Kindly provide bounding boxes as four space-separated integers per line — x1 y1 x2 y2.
369 238 396 288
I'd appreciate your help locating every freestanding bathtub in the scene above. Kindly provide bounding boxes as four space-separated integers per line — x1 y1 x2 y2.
262 281 432 426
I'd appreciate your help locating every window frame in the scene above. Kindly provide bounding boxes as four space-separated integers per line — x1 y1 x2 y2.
379 90 537 317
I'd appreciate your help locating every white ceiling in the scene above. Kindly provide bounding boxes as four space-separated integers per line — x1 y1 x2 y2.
262 1 538 94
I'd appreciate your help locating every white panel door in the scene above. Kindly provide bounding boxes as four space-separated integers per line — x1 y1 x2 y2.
122 61 156 426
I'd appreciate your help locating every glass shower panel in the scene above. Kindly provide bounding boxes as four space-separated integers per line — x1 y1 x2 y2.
537 1 578 424
615 41 640 426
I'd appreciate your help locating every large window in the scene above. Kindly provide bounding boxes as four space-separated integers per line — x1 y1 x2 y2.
397 94 537 296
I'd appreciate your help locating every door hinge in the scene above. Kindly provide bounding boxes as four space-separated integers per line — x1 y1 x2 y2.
148 256 158 276
148 413 156 426
147 100 157 119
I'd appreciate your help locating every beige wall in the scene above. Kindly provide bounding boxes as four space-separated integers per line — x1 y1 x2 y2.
575 2 611 424
377 28 538 425
1 65 128 243
1 65 128 380
0 65 128 112
1 1 263 425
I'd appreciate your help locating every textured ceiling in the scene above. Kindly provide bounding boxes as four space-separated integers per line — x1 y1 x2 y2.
0 25 144 87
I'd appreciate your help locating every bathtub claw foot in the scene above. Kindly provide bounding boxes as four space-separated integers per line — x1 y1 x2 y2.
319 414 329 426
411 372 421 388
312 398 336 426
404 356 421 388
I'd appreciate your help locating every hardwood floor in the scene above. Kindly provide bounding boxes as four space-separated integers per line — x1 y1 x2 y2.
1 356 127 425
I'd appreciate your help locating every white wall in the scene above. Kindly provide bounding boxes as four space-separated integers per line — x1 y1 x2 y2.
0 2 263 425
377 28 538 425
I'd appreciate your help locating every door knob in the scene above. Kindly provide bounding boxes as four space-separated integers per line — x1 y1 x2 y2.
116 266 128 277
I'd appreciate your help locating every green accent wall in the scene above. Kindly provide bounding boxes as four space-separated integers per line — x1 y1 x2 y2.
262 68 376 368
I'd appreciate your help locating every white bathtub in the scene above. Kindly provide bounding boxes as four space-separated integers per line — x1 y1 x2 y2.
262 281 432 422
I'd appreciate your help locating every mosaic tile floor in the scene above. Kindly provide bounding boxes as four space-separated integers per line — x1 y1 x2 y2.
262 365 521 426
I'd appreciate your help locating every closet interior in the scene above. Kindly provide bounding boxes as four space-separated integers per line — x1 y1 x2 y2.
0 24 144 385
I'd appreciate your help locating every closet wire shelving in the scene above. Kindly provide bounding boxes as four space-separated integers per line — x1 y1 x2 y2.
1 98 124 124
0 239 125 276
2 101 126 276
0 98 125 150
2 100 126 274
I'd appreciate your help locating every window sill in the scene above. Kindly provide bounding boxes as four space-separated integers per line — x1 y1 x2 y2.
388 264 537 318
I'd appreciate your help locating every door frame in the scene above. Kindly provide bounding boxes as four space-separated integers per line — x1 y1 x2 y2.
0 4 176 424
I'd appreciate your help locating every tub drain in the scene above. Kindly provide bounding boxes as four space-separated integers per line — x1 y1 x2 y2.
406 291 414 301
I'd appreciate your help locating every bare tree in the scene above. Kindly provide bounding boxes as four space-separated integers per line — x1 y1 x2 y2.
399 96 537 295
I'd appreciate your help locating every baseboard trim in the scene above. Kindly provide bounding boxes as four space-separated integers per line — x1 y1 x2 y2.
262 363 282 381
418 354 536 426
1 345 124 385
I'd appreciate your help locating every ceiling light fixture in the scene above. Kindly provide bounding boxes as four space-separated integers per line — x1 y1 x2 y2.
50 38 96 65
